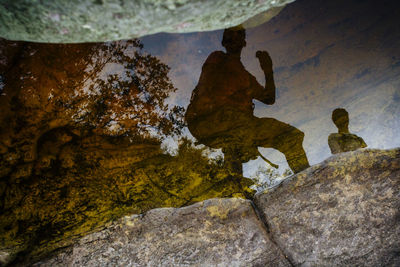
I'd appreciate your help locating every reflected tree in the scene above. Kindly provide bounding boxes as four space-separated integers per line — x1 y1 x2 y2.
0 39 185 140
0 38 188 264
0 39 185 178
54 40 185 138
0 36 253 265
249 165 293 193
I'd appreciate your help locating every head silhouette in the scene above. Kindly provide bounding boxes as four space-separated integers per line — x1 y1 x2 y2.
222 26 246 55
332 108 349 133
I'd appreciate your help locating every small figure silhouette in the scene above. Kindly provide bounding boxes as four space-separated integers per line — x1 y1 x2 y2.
328 108 367 154
185 26 310 175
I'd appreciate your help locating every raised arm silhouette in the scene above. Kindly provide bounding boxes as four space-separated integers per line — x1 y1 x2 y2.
185 26 310 176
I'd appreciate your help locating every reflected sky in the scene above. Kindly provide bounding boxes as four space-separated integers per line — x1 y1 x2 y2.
0 0 398 189
141 0 400 172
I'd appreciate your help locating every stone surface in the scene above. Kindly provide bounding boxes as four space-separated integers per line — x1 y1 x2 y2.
33 198 290 267
9 148 399 266
0 0 294 43
255 148 400 266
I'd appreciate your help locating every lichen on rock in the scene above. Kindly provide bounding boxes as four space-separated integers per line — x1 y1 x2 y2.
255 148 400 266
32 198 290 267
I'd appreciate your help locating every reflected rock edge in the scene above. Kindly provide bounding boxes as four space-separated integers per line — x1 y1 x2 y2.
0 0 294 43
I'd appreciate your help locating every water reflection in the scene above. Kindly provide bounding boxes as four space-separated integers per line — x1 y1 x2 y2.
0 39 185 183
186 27 309 174
328 108 367 154
0 39 252 264
1 0 400 264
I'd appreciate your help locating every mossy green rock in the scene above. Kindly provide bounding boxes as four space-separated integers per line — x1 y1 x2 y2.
0 0 294 43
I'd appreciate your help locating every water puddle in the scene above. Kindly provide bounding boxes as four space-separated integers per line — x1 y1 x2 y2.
0 0 399 263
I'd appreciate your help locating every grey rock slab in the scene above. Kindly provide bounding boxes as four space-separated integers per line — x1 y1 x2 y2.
33 198 291 266
0 0 295 43
255 148 400 266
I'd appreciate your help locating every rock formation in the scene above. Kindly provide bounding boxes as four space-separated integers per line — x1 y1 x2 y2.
0 0 294 43
255 148 400 266
21 148 400 266
34 198 290 267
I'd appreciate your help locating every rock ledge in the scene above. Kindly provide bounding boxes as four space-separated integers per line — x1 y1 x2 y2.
34 198 290 267
26 148 400 266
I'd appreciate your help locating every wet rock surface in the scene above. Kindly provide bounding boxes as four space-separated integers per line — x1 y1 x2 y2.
33 198 290 267
255 148 400 266
0 0 293 43
24 148 400 266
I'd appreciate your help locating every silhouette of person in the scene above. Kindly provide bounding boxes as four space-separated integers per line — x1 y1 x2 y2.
328 108 367 154
185 26 310 175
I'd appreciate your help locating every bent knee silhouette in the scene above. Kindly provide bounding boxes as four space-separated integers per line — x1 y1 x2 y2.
185 26 310 174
